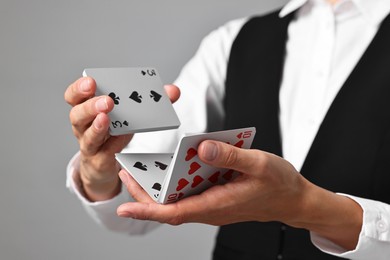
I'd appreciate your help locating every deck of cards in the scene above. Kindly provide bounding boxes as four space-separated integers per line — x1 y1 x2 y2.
83 67 180 135
84 67 256 203
116 127 256 204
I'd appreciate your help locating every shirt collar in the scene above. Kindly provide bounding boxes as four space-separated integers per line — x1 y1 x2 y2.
353 0 390 26
279 0 390 27
279 0 307 18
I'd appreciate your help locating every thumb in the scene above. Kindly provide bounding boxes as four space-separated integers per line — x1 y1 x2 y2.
164 84 180 104
198 140 260 174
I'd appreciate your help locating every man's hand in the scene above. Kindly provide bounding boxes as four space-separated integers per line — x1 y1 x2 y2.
64 77 180 201
117 140 362 250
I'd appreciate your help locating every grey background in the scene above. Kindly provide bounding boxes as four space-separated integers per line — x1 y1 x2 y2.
0 0 287 259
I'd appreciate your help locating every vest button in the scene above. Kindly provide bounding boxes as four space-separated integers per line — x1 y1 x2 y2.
280 224 286 231
277 254 283 260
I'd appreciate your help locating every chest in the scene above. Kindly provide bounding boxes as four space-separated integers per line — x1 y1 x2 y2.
224 14 390 201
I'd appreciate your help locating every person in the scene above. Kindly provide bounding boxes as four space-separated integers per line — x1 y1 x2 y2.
64 0 390 259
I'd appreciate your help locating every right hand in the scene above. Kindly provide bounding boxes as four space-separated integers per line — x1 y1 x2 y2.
65 77 180 201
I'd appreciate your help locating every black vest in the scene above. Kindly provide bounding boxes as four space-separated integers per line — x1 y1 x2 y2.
213 11 390 260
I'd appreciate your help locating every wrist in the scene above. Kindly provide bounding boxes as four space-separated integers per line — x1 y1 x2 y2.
80 174 122 202
287 181 363 250
79 162 122 202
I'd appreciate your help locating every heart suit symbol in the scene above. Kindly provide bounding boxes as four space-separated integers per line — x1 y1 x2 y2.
234 140 244 148
208 171 220 184
176 178 189 191
191 175 204 188
185 148 197 161
188 162 201 175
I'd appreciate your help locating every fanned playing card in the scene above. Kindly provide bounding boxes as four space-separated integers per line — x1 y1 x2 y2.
116 153 173 201
116 127 256 204
83 67 180 135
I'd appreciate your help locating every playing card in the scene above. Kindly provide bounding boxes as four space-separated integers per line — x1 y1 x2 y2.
116 127 256 204
83 67 180 135
115 153 174 201
159 127 256 204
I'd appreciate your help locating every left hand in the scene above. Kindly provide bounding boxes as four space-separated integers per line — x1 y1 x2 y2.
116 140 311 226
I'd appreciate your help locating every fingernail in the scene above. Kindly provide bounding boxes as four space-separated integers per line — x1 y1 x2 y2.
118 211 132 218
95 97 108 111
80 78 91 92
117 206 134 218
202 141 218 161
119 171 129 186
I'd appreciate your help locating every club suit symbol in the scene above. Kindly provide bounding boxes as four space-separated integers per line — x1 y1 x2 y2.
108 92 120 105
129 91 142 103
150 90 162 102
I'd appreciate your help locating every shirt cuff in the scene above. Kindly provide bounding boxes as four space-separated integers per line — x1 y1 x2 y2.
66 151 160 235
311 193 390 259
66 151 131 205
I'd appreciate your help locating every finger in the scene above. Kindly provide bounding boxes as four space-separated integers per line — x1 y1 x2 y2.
116 185 233 225
198 140 264 175
79 113 111 156
118 169 154 203
65 77 96 106
80 121 132 157
164 84 180 103
101 134 133 154
70 95 114 133
117 202 175 222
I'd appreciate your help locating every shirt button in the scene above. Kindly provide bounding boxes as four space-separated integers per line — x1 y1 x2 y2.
376 220 388 233
277 254 283 260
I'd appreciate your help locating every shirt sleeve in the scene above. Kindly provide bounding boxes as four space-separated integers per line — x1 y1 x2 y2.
311 194 390 260
66 152 160 235
65 17 248 235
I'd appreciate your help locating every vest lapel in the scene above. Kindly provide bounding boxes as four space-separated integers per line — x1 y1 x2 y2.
301 14 390 194
224 13 293 156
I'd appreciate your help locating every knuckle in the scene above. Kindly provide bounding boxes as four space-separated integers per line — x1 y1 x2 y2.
64 91 71 105
223 147 238 168
79 144 90 156
64 85 74 104
65 82 79 105
253 150 270 172
167 213 184 226
71 125 81 139
80 137 95 155
69 108 81 127
166 205 185 226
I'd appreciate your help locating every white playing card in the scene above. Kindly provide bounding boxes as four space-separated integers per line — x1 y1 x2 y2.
83 67 180 135
116 127 256 204
159 127 256 204
115 153 174 201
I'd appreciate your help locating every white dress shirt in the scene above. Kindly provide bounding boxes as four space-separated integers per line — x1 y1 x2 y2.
67 0 390 258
